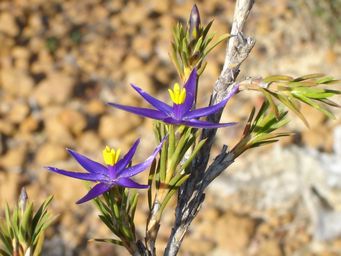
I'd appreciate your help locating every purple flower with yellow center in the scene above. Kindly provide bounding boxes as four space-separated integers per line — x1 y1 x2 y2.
108 69 238 129
46 138 165 204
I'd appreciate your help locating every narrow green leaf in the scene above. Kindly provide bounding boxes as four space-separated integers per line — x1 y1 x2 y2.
263 75 293 83
202 20 214 38
181 139 207 171
293 93 335 119
258 88 279 118
275 93 309 127
91 238 124 246
203 33 230 57
293 73 324 82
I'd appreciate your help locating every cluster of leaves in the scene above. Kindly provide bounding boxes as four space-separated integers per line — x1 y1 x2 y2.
92 187 139 254
170 5 229 80
232 101 291 157
254 74 340 127
149 122 206 214
0 190 54 256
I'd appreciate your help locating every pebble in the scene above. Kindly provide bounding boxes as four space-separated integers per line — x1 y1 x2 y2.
7 102 30 124
214 213 255 253
0 69 34 97
35 143 68 165
58 109 87 136
0 144 27 170
33 73 75 106
0 12 19 36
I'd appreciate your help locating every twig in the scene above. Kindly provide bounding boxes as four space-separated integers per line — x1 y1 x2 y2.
164 1 255 255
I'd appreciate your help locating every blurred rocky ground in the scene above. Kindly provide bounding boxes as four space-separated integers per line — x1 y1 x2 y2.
0 0 340 255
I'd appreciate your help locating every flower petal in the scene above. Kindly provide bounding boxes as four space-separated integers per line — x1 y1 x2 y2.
182 68 197 114
184 83 239 119
76 183 111 204
183 100 227 119
118 136 166 178
108 102 168 120
67 149 107 174
116 138 140 173
116 178 149 189
131 84 173 115
181 119 237 129
46 167 108 182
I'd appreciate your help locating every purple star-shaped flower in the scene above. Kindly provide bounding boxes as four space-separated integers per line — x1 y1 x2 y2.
46 138 165 204
108 69 238 129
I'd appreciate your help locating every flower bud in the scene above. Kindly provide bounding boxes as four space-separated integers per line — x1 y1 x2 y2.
19 187 28 214
189 4 201 39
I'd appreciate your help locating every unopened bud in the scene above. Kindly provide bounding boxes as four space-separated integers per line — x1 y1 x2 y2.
19 187 28 214
189 4 201 39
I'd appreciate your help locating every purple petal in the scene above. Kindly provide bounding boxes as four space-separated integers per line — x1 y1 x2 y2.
116 138 140 173
108 102 168 120
131 84 173 115
184 83 239 119
182 69 197 114
116 178 149 189
118 136 166 178
183 98 228 119
46 167 108 182
67 149 107 174
181 119 237 129
76 183 111 204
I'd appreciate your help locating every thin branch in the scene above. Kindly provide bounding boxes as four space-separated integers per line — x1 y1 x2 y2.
164 1 255 255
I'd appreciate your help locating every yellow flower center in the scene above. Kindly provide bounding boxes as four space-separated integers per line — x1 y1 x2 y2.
168 83 186 105
102 146 121 166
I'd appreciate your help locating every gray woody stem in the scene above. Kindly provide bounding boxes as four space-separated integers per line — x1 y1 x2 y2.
164 1 255 255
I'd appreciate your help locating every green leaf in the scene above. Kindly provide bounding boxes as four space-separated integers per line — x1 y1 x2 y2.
91 238 124 246
181 138 207 171
293 93 335 119
316 76 337 84
258 88 279 118
203 33 230 57
263 75 293 83
275 93 309 127
293 73 324 82
201 20 214 38
160 174 190 213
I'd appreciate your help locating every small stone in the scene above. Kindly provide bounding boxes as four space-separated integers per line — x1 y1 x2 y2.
132 36 153 59
0 12 19 36
125 70 154 93
85 99 106 115
58 109 87 136
35 143 68 165
148 0 170 13
1 69 34 97
99 112 142 140
45 117 74 146
33 73 75 106
7 102 30 124
255 240 282 256
0 144 27 170
78 131 102 152
0 120 15 136
181 236 215 255
214 213 255 253
20 116 40 133
0 172 20 204
123 54 143 71
120 2 148 26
